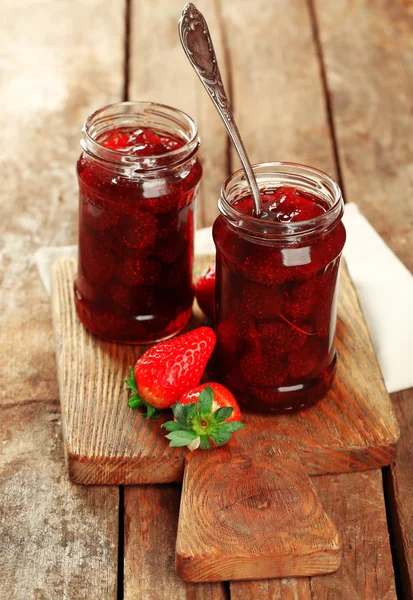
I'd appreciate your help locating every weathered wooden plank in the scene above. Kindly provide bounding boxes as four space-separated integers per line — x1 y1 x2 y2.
124 486 227 600
129 0 228 227
315 0 413 272
310 471 397 599
0 0 125 406
315 0 413 595
126 3 230 594
221 0 337 176
0 1 124 597
0 402 119 600
231 578 312 600
385 389 413 599
231 471 396 600
222 0 398 597
52 257 187 485
176 439 341 582
1 270 61 405
126 3 230 591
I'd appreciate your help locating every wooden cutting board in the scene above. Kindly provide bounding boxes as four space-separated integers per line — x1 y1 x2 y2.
51 257 399 485
51 256 398 582
176 438 342 581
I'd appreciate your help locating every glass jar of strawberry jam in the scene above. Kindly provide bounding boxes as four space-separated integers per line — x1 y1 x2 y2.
74 102 202 343
213 162 346 413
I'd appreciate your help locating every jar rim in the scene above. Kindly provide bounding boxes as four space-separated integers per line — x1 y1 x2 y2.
82 101 200 171
218 162 344 242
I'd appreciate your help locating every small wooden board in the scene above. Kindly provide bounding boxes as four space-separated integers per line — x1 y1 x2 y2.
176 439 341 582
51 257 399 485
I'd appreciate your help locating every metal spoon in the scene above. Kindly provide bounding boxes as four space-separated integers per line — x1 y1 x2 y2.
179 2 264 217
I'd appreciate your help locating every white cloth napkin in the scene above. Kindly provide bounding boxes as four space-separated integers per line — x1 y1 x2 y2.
35 245 78 296
342 203 413 394
35 203 413 394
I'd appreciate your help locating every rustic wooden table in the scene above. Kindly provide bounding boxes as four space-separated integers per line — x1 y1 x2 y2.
1 1 412 598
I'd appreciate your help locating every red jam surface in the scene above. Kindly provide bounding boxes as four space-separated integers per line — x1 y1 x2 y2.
213 186 346 413
75 127 202 343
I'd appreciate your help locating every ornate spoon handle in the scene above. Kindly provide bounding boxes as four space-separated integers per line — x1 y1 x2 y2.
179 2 264 217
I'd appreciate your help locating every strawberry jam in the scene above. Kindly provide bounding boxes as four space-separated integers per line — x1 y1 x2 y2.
213 163 346 413
75 102 202 343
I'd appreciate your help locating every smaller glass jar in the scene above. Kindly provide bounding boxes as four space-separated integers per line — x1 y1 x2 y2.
74 101 202 344
213 162 346 413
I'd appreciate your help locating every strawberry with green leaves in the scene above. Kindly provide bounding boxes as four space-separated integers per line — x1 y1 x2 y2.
126 327 216 417
162 383 245 450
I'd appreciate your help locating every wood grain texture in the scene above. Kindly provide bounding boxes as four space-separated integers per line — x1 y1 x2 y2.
217 0 399 470
129 0 228 228
124 486 227 600
315 0 413 273
231 578 312 600
52 259 186 485
51 256 398 484
221 0 337 177
1 0 405 597
230 471 396 600
218 1 399 594
0 1 123 598
385 390 413 600
310 471 397 600
315 1 413 595
0 402 119 600
0 0 125 406
176 439 341 582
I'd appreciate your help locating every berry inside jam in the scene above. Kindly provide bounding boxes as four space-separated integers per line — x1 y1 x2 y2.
75 126 202 343
100 127 182 155
237 186 326 222
213 186 346 413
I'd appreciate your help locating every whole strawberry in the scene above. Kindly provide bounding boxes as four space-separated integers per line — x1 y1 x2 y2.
162 383 245 450
126 327 216 417
194 263 215 321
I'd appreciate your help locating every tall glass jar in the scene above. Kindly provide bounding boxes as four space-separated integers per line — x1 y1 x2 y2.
74 101 202 344
213 162 346 413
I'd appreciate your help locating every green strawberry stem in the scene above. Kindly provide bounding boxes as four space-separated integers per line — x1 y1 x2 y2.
162 386 245 450
125 366 160 419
